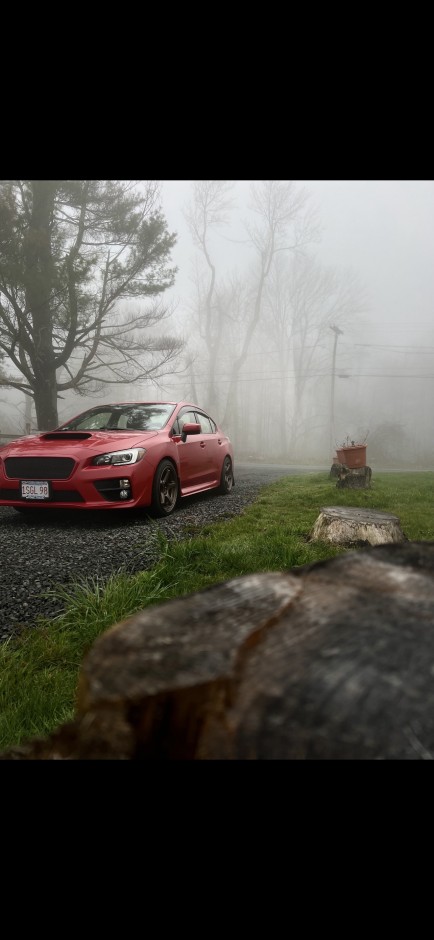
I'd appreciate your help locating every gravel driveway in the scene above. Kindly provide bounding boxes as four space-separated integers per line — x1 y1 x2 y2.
0 463 321 641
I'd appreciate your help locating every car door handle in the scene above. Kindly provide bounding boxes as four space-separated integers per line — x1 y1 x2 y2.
217 439 222 444
200 442 206 448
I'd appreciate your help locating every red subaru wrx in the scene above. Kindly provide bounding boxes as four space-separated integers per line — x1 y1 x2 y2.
0 401 235 516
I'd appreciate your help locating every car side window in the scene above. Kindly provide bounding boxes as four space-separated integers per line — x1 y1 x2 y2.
178 410 198 430
195 413 213 434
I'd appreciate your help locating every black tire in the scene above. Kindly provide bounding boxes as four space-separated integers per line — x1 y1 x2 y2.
151 460 179 516
218 456 234 494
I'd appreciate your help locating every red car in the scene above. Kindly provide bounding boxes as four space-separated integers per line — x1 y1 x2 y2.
0 401 235 516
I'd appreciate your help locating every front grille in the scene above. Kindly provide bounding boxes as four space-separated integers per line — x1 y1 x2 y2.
4 457 75 480
43 490 84 503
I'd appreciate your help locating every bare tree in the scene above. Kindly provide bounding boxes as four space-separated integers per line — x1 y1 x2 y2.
0 180 182 428
221 180 319 429
184 180 235 414
262 253 366 458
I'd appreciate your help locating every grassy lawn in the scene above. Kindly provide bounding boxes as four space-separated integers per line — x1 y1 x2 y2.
1 471 433 750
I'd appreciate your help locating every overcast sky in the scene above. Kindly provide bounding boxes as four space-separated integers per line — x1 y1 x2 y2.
161 179 434 339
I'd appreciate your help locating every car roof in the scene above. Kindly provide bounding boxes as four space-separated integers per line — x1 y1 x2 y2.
88 401 198 407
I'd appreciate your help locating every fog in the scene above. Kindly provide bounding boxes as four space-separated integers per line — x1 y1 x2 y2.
1 180 434 468
159 180 434 467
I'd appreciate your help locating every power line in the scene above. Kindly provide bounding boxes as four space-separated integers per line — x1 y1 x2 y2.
342 373 434 378
166 371 434 390
355 343 434 352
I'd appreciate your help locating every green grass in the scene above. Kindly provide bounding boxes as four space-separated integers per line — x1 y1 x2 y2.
1 471 434 750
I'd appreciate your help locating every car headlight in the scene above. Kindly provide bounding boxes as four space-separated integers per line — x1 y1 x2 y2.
93 448 146 466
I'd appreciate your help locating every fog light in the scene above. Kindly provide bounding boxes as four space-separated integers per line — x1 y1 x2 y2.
119 479 131 500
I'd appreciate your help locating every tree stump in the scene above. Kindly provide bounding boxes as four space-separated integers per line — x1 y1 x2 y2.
4 543 434 760
336 465 372 488
329 462 341 479
309 506 406 545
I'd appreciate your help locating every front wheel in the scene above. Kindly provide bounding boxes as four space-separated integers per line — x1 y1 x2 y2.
218 456 234 494
151 460 179 516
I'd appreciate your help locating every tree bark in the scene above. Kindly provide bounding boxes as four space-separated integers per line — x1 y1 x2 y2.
24 181 59 428
309 506 406 545
336 466 372 489
4 543 434 760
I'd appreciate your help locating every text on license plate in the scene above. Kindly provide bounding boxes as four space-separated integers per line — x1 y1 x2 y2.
21 480 50 500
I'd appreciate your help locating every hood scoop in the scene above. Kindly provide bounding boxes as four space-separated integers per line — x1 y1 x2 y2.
41 432 92 441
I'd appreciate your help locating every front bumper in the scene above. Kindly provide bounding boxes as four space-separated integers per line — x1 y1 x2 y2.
0 465 154 510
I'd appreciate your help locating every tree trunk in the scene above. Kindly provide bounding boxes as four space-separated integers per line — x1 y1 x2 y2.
33 377 59 430
24 181 58 428
24 393 33 434
221 261 268 428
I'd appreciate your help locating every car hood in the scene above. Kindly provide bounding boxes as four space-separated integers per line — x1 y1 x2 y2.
1 429 160 457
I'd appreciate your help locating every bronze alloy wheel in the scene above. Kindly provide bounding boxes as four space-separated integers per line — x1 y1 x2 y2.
219 456 234 494
152 460 179 515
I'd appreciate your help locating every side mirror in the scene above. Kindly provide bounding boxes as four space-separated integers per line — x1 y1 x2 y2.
181 422 201 442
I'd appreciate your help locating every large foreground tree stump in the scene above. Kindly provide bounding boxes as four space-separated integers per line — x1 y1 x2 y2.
3 543 434 759
309 506 406 545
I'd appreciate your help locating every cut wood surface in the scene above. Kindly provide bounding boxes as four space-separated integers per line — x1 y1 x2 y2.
309 505 405 545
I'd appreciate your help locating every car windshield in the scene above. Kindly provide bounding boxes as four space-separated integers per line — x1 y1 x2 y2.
59 403 176 432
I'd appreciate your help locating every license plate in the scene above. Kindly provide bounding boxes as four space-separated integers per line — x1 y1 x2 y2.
20 480 51 500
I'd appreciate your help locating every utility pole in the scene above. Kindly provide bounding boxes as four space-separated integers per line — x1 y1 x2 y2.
330 325 343 460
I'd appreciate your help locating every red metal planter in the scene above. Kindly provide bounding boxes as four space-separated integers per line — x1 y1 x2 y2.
336 448 346 464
